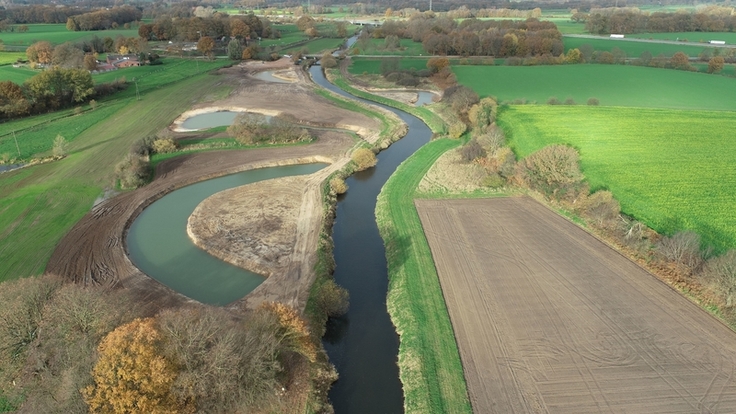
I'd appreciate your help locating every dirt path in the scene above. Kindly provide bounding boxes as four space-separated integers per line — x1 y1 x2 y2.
47 60 385 312
416 197 736 413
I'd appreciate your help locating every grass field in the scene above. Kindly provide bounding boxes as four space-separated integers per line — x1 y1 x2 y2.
283 37 345 54
0 64 38 83
0 58 231 161
376 138 471 414
348 57 432 74
548 18 587 35
0 51 26 64
564 36 713 58
454 64 736 110
351 38 426 55
627 32 736 44
0 23 139 49
498 105 736 253
0 69 230 281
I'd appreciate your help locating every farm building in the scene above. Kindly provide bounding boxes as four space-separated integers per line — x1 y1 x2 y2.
106 54 141 68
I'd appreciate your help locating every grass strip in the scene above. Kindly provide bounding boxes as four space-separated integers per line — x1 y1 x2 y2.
376 138 472 414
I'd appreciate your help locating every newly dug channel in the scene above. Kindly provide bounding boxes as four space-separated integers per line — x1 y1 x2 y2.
417 197 736 413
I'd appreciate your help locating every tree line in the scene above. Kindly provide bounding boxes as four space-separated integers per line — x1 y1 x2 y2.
138 14 271 43
578 6 736 34
65 5 142 32
366 14 563 57
0 5 86 24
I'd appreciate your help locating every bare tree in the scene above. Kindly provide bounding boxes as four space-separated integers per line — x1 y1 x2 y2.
703 251 736 306
657 231 703 270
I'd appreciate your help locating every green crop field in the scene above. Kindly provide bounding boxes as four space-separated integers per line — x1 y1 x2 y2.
0 51 26 65
0 23 139 49
564 36 713 57
0 70 229 282
376 138 471 414
627 32 736 44
548 19 587 35
0 65 38 83
498 105 736 252
348 57 432 74
454 64 736 110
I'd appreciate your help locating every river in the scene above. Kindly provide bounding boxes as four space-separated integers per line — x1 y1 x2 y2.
310 66 432 413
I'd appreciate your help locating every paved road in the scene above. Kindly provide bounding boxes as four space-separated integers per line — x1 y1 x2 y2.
565 33 736 49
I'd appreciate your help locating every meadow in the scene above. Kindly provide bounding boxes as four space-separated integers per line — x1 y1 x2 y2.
348 57 432 74
0 69 230 281
564 36 713 58
0 58 231 161
0 51 26 64
0 64 37 83
498 105 736 252
454 64 736 110
351 38 426 55
0 23 139 49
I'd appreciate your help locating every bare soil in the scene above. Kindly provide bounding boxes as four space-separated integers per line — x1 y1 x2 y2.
416 196 736 413
47 58 386 312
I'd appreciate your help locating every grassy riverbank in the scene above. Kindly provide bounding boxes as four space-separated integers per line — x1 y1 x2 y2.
376 138 472 414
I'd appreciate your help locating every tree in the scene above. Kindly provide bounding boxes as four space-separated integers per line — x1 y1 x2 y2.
52 134 67 157
704 251 736 306
25 68 94 109
66 17 79 31
657 231 703 269
565 48 583 63
426 56 450 73
351 148 377 171
84 53 98 71
83 318 179 414
320 52 337 68
52 42 84 68
197 36 215 59
578 190 620 227
230 19 250 39
518 144 584 200
227 39 243 60
670 51 691 70
708 56 725 74
26 41 52 65
0 81 30 118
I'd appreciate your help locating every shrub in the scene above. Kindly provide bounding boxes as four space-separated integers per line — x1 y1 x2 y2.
448 121 467 139
151 138 178 154
475 123 505 152
547 96 561 105
460 139 485 162
657 231 703 270
518 144 584 200
480 172 505 188
329 177 348 195
131 136 155 156
492 146 516 178
314 279 349 317
52 134 67 157
321 52 337 69
587 97 600 106
702 250 736 306
578 190 620 228
115 154 151 189
564 97 576 105
351 148 377 171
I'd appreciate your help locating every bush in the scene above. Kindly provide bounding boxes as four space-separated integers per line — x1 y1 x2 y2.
578 190 620 228
131 136 155 156
321 52 337 69
518 144 584 200
115 154 151 189
657 231 703 270
547 96 561 105
314 279 349 317
351 148 377 171
564 97 576 105
151 138 178 154
475 123 505 152
448 121 467 139
460 139 485 162
480 172 505 188
329 177 348 194
702 250 736 306
52 134 67 157
587 97 600 106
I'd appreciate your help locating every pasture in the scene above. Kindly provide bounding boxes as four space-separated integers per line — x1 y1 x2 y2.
564 36 713 57
627 32 736 44
0 65 38 84
351 38 426 55
0 51 26 65
0 23 139 49
498 105 736 252
454 64 736 110
348 57 432 74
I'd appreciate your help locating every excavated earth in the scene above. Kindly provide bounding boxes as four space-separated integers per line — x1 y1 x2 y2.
47 59 381 311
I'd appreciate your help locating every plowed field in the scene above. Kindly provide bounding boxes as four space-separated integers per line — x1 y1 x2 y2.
416 197 736 413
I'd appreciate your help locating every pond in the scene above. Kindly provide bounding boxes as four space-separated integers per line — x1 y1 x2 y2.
253 70 293 83
180 110 242 130
415 91 435 107
126 163 327 306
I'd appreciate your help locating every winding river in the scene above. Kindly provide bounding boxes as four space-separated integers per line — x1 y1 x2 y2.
310 66 431 413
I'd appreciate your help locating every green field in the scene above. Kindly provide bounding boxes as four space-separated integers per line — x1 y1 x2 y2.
547 18 587 35
351 38 426 55
0 65 38 83
0 69 230 281
0 23 139 49
348 57 432 74
564 36 713 58
498 105 736 252
454 64 736 110
283 37 345 54
627 32 736 44
376 138 471 414
0 51 26 65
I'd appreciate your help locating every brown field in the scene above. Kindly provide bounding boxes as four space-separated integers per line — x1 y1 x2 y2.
416 197 736 413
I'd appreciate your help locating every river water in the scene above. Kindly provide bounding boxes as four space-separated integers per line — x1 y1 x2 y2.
310 66 431 413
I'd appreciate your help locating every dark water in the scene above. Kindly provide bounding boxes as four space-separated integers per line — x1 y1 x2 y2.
310 66 432 413
180 110 242 130
126 163 326 306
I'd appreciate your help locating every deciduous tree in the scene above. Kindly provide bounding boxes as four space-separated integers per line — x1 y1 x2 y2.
197 36 215 59
708 55 725 73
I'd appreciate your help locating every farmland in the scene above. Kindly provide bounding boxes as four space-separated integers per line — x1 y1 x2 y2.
564 36 714 58
454 64 736 110
348 57 432 75
0 23 139 49
351 38 426 55
498 105 736 252
627 32 736 43
417 196 736 413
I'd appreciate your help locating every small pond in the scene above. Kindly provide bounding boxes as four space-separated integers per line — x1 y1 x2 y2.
415 91 435 107
180 110 242 130
0 164 23 173
127 163 327 306
253 70 293 84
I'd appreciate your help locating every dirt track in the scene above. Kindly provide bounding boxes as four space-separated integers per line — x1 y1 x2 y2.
416 197 736 413
46 60 383 311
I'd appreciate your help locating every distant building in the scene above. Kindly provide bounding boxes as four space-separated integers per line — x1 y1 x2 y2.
106 54 141 68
